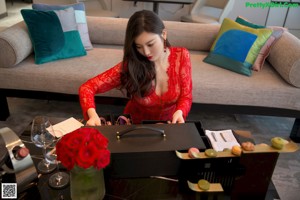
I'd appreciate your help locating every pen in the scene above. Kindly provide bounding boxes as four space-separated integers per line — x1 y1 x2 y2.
211 132 217 142
220 132 227 142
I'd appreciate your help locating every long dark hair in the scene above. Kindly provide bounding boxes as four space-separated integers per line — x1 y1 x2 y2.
120 10 171 98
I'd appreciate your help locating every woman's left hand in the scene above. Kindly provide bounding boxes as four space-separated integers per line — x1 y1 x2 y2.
172 110 185 123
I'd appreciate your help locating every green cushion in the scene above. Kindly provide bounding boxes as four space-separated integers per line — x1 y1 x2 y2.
21 8 86 64
203 18 272 76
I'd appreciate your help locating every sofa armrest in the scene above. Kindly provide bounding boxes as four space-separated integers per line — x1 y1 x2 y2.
0 22 33 68
267 31 300 88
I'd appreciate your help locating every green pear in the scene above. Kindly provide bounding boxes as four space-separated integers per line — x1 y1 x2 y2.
205 148 217 157
271 137 287 149
198 179 210 191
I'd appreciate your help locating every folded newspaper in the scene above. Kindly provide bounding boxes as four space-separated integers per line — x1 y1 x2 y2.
205 129 240 152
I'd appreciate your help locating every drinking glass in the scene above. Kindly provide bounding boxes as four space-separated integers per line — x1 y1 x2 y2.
46 130 70 189
31 116 56 173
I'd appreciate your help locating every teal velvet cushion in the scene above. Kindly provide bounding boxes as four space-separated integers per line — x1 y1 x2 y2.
235 16 265 29
203 18 273 76
32 2 93 50
21 8 86 64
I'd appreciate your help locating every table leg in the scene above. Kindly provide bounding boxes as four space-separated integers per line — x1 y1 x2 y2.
0 94 9 121
290 118 300 143
153 2 159 14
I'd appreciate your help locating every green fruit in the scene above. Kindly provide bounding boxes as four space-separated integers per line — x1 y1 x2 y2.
271 137 285 149
205 149 217 157
198 179 210 191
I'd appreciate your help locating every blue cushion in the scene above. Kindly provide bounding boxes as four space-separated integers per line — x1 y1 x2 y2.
21 8 86 64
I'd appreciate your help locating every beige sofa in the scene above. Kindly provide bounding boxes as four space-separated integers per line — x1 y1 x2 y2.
0 16 300 141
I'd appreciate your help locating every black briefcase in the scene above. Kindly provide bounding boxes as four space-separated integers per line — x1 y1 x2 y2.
95 123 206 178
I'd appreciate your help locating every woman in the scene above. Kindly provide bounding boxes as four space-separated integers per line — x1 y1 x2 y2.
79 10 192 126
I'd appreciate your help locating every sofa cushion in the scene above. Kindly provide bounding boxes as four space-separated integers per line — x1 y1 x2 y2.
0 44 125 96
86 17 220 51
32 2 93 50
203 18 273 76
1 47 299 113
191 51 300 111
235 16 285 72
21 8 86 64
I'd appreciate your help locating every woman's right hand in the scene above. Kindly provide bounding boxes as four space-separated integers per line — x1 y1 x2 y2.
86 108 101 126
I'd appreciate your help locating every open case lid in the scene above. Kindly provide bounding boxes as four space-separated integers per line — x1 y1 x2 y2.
94 123 207 153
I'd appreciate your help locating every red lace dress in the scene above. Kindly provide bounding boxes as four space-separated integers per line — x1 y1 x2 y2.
79 47 192 124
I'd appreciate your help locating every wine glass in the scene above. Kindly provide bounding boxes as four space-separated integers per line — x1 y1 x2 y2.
46 130 70 189
31 116 56 174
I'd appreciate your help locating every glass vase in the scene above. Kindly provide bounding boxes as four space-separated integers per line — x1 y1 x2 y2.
70 165 105 200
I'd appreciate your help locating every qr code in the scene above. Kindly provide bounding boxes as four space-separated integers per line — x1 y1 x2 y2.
1 183 17 199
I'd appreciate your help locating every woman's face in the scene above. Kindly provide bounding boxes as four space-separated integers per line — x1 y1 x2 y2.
134 31 166 62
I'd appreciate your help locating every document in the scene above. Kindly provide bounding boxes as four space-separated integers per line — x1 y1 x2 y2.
52 117 84 137
205 129 240 152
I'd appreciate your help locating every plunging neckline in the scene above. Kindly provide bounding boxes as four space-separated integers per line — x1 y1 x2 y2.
153 48 172 98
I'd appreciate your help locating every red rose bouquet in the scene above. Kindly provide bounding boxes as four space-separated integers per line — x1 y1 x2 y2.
56 127 110 170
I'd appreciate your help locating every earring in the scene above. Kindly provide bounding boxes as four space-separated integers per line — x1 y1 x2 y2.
164 39 167 53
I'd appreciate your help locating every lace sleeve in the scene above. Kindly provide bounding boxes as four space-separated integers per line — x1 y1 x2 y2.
176 48 193 118
79 62 123 119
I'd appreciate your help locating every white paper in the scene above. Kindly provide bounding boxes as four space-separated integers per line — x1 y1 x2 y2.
205 129 240 152
52 117 84 137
